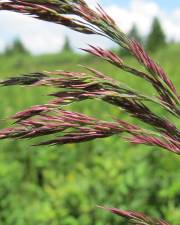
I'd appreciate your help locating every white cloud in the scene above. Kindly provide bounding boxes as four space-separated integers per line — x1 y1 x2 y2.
0 0 180 54
0 38 5 53
173 8 180 19
86 0 101 8
21 33 64 55
105 0 160 34
0 11 66 54
106 0 180 41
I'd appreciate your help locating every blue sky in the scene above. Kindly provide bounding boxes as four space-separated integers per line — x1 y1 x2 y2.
103 0 179 11
0 0 180 54
153 0 179 10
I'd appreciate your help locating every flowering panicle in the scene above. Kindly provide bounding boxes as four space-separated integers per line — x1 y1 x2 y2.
129 41 180 111
0 0 127 44
1 104 179 154
84 45 180 116
0 1 179 224
0 70 180 154
0 0 94 34
0 1 179 112
129 134 180 154
0 107 122 145
99 207 170 225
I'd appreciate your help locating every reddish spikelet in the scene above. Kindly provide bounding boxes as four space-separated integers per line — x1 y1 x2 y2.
129 40 177 94
0 128 15 139
83 45 123 64
129 135 180 154
99 206 170 225
11 105 53 122
76 3 96 22
96 3 116 26
0 108 126 145
116 120 141 132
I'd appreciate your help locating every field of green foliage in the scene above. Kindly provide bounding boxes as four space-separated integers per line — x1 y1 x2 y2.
0 45 180 224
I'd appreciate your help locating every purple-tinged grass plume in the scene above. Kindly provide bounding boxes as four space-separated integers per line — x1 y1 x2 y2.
99 206 170 225
0 1 179 224
1 69 179 154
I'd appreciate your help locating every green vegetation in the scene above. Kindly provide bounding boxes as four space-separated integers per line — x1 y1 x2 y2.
120 25 143 56
5 38 29 56
128 24 142 44
0 43 180 224
62 36 73 53
146 17 167 52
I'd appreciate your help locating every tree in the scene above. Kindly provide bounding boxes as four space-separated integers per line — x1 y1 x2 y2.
120 24 142 56
62 36 73 52
128 24 142 44
146 17 166 52
5 38 29 55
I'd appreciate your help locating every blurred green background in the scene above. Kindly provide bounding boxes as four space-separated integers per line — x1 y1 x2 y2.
0 19 180 225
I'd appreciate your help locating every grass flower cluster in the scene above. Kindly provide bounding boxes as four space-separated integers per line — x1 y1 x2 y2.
0 0 179 224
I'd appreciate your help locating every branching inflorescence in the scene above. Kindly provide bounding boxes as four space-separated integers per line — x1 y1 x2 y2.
100 207 170 225
0 0 179 224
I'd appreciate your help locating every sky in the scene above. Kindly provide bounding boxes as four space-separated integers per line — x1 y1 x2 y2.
103 0 180 11
0 0 180 54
